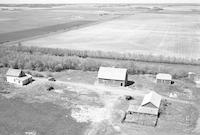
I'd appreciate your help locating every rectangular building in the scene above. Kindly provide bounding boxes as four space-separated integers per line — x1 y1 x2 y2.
156 73 172 84
6 68 32 86
97 67 128 87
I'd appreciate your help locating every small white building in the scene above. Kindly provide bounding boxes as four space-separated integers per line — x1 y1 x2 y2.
97 67 128 87
6 68 32 86
188 72 196 81
156 73 172 84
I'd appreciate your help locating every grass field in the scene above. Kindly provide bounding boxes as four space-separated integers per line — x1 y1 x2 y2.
23 9 200 59
0 97 87 135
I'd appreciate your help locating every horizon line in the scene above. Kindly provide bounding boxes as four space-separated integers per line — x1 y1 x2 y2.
0 3 200 4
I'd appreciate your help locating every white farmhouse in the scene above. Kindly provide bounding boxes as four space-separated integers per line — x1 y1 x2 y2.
6 68 32 86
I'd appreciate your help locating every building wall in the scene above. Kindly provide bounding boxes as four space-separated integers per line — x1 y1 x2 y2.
7 76 22 85
7 76 31 86
125 112 158 127
156 79 171 84
21 78 30 85
98 78 125 87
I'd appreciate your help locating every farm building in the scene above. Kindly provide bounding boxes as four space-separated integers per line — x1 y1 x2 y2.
97 67 128 87
156 73 172 84
188 72 196 81
6 68 32 86
125 91 162 126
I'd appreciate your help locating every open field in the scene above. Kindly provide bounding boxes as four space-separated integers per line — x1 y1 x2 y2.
0 97 87 135
23 8 200 59
0 4 119 44
0 4 115 34
0 20 95 44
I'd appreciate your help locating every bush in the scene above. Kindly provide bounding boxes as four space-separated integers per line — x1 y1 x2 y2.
33 73 44 77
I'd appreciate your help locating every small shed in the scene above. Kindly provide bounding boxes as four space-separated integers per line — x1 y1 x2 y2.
188 72 196 81
97 67 128 87
6 68 32 86
156 73 172 84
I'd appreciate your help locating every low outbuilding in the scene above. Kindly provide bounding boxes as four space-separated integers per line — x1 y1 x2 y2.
97 67 128 87
6 68 32 86
188 72 196 81
125 91 162 126
156 73 172 84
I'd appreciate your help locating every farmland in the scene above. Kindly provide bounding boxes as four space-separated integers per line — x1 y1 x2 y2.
22 6 200 59
0 4 117 44
1 3 200 135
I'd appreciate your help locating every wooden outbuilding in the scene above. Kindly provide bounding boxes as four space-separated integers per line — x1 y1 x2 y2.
6 68 32 86
156 73 172 84
125 91 162 126
97 67 128 87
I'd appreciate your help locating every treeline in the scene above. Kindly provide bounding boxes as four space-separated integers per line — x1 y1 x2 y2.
10 45 200 65
0 45 192 78
0 46 139 73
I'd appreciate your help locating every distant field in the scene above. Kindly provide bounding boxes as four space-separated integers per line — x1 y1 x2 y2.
23 11 200 59
0 20 95 44
0 5 116 44
0 6 110 34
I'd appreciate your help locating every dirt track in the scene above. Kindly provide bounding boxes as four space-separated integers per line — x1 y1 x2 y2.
54 79 194 104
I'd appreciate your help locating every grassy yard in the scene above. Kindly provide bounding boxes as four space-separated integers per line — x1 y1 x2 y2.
0 96 87 135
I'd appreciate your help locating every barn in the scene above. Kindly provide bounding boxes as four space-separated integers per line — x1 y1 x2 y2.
97 67 128 87
125 91 162 126
156 73 172 84
6 68 32 86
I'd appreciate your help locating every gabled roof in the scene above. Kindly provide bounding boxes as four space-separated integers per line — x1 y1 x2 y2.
97 67 127 81
141 91 161 108
6 68 24 77
156 73 172 81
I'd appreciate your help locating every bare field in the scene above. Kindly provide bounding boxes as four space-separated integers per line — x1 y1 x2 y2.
23 12 200 59
0 7 110 34
0 5 116 44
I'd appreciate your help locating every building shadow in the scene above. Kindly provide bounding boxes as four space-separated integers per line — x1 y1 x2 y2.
126 80 135 86
23 79 35 86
